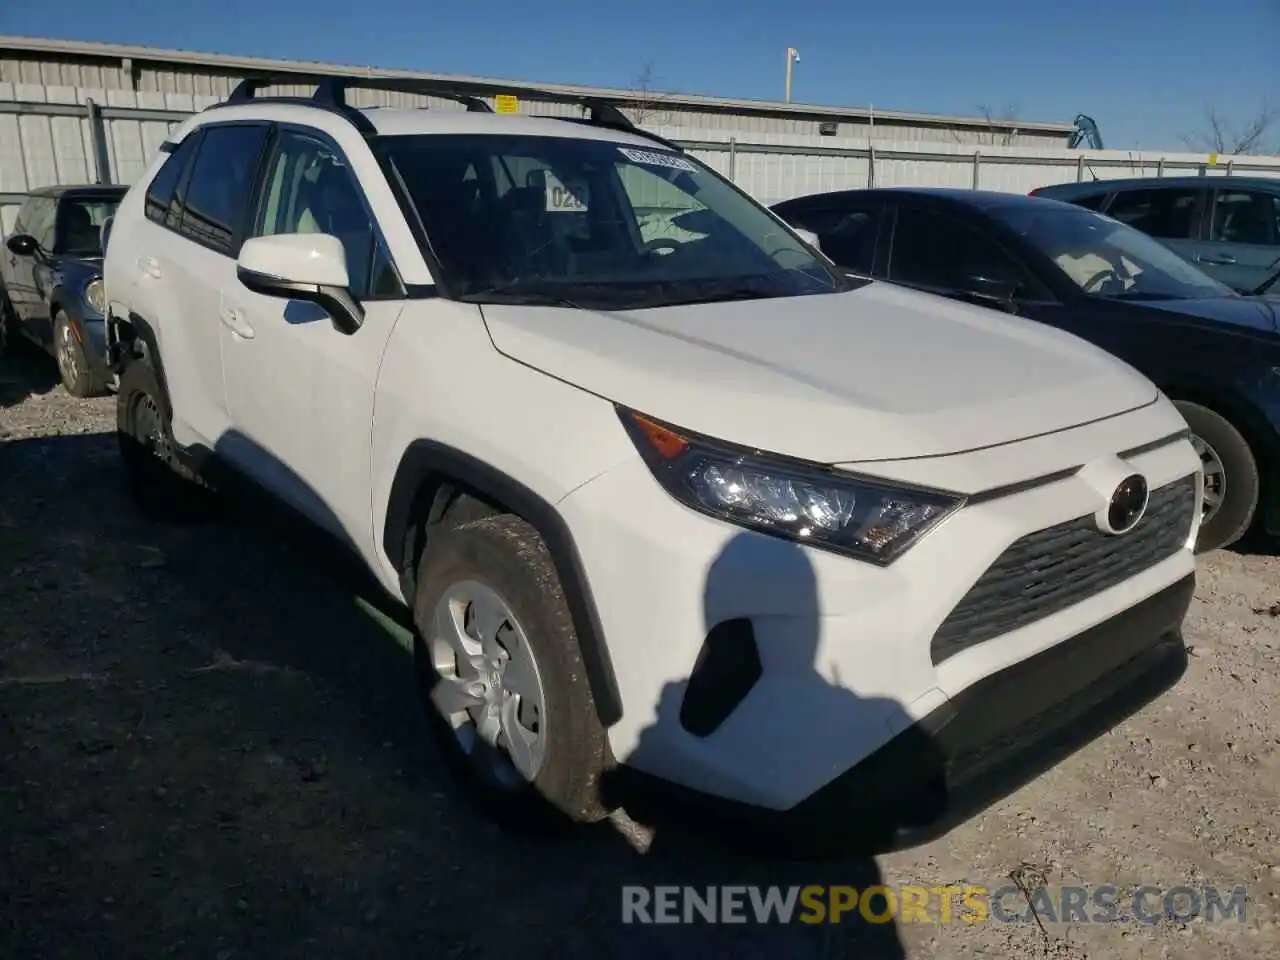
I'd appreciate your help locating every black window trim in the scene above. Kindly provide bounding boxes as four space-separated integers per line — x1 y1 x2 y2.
885 200 1059 306
249 122 407 302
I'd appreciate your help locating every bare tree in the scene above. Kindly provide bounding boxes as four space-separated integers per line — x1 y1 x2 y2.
949 101 1023 146
1180 101 1276 155
628 61 675 127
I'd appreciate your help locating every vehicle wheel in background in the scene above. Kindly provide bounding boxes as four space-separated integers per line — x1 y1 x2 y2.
1174 399 1259 553
53 310 107 398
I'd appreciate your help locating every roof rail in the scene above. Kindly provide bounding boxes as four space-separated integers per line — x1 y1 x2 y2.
213 73 493 134
553 96 685 152
212 72 682 150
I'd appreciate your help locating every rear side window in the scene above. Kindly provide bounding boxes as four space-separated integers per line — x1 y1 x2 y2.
1209 189 1280 246
176 123 270 256
1105 188 1199 239
145 134 200 225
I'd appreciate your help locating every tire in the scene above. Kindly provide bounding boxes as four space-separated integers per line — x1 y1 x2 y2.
53 310 107 398
0 287 15 357
412 512 612 829
1174 399 1259 553
116 360 212 521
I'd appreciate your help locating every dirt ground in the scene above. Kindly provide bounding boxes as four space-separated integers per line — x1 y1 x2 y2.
2 349 1278 959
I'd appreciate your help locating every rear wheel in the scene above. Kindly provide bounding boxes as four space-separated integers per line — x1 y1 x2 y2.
0 288 16 357
412 512 612 829
1174 400 1258 553
116 360 211 521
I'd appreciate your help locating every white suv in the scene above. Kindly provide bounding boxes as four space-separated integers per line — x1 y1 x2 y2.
103 75 1202 845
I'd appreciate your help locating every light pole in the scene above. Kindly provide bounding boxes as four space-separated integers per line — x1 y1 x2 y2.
785 47 800 103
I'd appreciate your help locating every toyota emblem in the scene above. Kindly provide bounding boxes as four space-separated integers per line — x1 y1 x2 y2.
1105 474 1149 534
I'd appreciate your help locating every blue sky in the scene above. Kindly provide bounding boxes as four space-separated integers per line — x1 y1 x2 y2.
2 0 1275 151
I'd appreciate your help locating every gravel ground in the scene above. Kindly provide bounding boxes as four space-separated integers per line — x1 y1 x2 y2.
2 349 1278 959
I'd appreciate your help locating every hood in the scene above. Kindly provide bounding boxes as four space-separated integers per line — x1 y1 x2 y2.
481 282 1158 464
1139 295 1280 334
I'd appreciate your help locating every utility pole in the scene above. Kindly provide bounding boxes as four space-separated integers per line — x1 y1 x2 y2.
785 47 800 103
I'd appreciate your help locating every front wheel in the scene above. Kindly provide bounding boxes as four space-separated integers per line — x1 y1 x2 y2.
412 513 612 829
53 311 107 398
1174 400 1259 553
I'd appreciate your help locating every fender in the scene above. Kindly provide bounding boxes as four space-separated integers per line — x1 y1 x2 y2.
112 310 175 415
383 439 623 727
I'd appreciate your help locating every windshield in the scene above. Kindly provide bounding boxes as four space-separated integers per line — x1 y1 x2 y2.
993 204 1235 301
374 133 847 309
58 196 120 257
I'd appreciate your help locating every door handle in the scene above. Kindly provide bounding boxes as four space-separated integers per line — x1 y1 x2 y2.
220 307 255 340
137 256 163 279
1197 254 1237 266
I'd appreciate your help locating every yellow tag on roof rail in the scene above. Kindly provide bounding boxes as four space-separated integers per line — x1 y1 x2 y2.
494 94 519 114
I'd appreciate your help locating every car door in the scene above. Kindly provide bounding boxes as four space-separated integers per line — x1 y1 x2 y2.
220 124 405 545
1101 185 1204 268
1195 185 1280 292
25 197 61 345
2 198 39 332
153 121 271 449
777 198 885 278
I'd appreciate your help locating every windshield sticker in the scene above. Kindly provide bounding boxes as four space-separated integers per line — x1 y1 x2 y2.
619 147 696 172
543 172 589 213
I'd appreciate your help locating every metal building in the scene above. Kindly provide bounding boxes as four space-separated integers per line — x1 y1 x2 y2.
0 35 1075 148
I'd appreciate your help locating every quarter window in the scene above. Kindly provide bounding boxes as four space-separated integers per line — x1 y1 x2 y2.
177 124 269 256
788 205 880 275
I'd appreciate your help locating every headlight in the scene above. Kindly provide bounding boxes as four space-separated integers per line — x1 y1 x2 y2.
619 408 964 565
83 277 106 315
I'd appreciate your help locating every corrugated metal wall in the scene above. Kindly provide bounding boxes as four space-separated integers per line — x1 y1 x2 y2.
0 51 1070 147
3 83 1280 236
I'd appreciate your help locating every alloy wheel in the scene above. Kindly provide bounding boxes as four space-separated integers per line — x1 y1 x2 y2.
427 579 548 789
1190 432 1226 524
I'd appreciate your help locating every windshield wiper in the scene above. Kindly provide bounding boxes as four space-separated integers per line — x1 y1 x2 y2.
455 279 584 309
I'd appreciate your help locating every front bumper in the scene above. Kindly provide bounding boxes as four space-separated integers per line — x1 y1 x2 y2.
614 573 1192 850
559 402 1200 812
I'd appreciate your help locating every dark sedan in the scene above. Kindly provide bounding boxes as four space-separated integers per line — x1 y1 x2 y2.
1 184 127 397
773 187 1280 554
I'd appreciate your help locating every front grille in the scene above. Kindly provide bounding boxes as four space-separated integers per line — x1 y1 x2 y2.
931 474 1197 665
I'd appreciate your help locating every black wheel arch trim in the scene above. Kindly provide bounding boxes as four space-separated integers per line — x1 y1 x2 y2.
114 311 174 417
383 439 624 727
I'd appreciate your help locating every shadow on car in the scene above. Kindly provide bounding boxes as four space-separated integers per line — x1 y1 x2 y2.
0 417 911 958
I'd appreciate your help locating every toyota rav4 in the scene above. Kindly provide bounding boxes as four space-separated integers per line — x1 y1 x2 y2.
102 74 1201 847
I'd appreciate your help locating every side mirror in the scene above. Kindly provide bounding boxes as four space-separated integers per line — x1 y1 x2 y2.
6 233 38 257
236 233 363 335
960 273 1018 309
792 227 821 251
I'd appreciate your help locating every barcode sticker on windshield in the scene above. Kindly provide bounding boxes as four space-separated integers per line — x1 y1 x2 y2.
619 147 696 172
